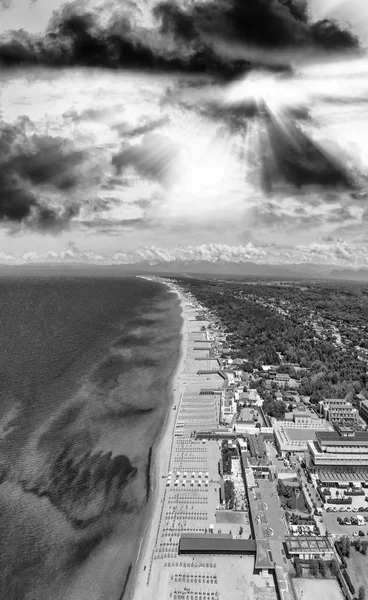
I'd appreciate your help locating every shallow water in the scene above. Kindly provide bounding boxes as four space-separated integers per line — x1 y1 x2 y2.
0 275 181 600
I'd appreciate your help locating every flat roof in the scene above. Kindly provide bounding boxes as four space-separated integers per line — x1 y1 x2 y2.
285 536 332 554
286 428 320 442
179 536 257 555
316 431 368 445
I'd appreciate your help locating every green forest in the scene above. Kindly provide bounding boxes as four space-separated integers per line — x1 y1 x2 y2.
179 278 368 403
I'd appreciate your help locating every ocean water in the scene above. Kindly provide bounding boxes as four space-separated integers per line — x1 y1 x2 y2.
0 275 182 600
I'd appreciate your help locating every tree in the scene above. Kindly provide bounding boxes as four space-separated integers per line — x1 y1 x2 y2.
318 560 327 578
341 535 350 557
329 559 338 577
310 559 319 577
359 586 366 600
294 557 302 578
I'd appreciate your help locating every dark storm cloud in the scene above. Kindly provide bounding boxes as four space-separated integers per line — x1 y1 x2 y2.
0 0 360 77
112 133 179 184
155 0 359 53
0 117 86 231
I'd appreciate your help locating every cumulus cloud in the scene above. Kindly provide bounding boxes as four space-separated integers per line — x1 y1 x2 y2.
113 241 368 268
10 240 368 269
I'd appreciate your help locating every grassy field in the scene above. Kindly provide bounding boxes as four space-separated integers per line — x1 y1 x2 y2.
346 547 368 593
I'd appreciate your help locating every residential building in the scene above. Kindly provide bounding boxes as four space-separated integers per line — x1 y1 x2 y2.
319 398 358 426
275 373 291 389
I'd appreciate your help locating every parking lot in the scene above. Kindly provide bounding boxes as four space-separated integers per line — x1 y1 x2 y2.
323 509 368 537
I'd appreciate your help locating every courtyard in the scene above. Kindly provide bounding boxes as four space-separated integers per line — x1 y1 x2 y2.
293 578 343 600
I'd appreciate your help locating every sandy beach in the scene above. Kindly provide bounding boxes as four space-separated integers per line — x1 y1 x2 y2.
126 278 280 600
128 281 189 600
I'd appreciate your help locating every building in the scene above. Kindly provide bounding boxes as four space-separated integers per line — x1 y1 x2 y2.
319 398 358 426
284 536 334 561
275 373 290 388
307 430 368 477
274 415 332 457
179 533 257 555
220 394 237 424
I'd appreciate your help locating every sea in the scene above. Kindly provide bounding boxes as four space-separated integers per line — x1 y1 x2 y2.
0 274 182 600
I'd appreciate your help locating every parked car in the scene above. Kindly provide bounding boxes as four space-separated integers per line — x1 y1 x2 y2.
326 507 332 512
352 507 358 512
339 507 346 512
333 506 338 512
345 519 352 525
352 530 359 537
359 530 365 536
359 507 365 512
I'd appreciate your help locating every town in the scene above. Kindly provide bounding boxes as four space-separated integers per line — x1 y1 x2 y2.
132 276 368 600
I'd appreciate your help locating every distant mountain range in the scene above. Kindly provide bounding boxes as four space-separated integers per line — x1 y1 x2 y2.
2 260 368 282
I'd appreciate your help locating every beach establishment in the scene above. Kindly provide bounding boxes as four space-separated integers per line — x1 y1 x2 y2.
138 301 296 600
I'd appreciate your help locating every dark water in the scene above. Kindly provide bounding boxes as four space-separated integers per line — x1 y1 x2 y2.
0 275 182 600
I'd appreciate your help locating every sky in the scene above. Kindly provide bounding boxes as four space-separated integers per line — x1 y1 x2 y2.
0 0 368 268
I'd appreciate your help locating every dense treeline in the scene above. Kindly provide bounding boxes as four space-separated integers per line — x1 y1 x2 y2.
180 279 368 402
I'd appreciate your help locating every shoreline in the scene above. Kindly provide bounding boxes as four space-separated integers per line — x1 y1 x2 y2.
126 280 188 600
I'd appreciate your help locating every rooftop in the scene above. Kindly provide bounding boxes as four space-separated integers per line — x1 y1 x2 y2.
179 535 257 555
285 536 332 554
287 428 321 442
316 431 368 445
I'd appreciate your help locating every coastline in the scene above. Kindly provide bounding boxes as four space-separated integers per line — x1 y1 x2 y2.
127 280 188 600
